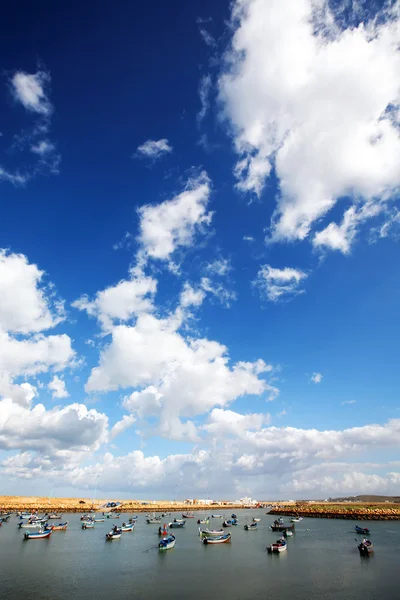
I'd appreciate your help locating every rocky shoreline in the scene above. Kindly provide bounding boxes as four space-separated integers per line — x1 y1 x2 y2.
270 503 400 521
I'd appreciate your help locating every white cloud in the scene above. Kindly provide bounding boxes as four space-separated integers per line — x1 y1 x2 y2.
110 414 136 439
48 375 69 399
243 235 254 242
0 250 64 334
179 282 206 308
202 408 270 437
72 273 157 331
311 372 323 384
136 171 213 268
31 140 55 155
0 167 28 186
136 139 173 160
341 400 356 405
197 74 212 124
200 277 237 308
205 258 232 277
256 265 307 301
218 0 400 249
11 71 52 115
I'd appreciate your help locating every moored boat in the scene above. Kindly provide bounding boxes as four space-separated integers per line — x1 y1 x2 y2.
173 518 185 523
82 522 95 529
283 529 293 537
244 522 258 531
355 525 370 535
48 514 62 519
253 518 261 523
94 517 105 522
159 534 176 550
120 522 134 532
290 516 303 523
231 514 237 519
182 512 194 518
267 538 287 553
202 533 231 544
211 514 222 518
197 517 210 524
199 528 224 537
231 518 239 526
50 522 68 531
169 521 185 529
222 520 232 527
270 519 294 532
146 517 162 524
358 538 373 554
24 528 52 540
106 526 122 540
18 521 42 529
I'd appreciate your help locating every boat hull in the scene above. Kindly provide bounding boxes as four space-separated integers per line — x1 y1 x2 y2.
203 533 231 544
159 535 176 550
24 530 52 540
169 521 185 528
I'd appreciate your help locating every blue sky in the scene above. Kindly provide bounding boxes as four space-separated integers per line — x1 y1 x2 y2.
0 0 399 500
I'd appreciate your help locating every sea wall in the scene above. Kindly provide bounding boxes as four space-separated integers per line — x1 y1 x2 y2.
269 503 400 521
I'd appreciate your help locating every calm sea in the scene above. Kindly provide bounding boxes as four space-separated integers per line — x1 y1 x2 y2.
0 509 398 600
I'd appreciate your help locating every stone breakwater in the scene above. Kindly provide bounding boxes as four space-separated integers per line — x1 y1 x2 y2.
0 496 246 514
269 503 400 521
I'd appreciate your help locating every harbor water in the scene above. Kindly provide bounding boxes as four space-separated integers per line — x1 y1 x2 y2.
0 509 399 600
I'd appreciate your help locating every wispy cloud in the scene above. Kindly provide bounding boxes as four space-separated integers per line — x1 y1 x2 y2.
12 71 53 116
341 400 356 405
256 265 308 302
135 138 173 160
197 74 212 125
311 372 323 384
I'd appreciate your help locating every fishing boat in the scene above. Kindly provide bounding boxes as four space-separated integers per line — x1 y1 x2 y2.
146 516 162 524
18 512 35 520
48 514 62 520
158 525 168 536
169 521 185 529
50 522 68 531
270 519 295 532
283 529 293 537
290 516 303 523
231 518 239 526
244 522 258 531
112 513 121 519
129 517 138 524
358 538 373 554
24 528 52 540
267 538 287 553
199 528 224 537
182 512 194 518
18 521 42 529
159 534 176 550
222 520 232 527
1 513 11 521
94 517 105 522
103 512 114 518
231 514 237 519
82 522 95 529
173 518 185 523
355 525 370 535
162 513 171 517
197 517 210 524
211 514 222 518
106 526 122 540
202 533 231 544
120 522 134 532
253 518 261 522
81 514 93 521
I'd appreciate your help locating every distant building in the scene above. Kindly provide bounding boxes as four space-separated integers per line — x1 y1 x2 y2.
197 499 213 505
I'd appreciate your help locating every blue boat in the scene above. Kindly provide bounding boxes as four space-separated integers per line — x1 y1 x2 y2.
231 514 237 519
159 534 176 550
231 518 239 526
169 521 185 528
244 522 258 531
355 525 370 535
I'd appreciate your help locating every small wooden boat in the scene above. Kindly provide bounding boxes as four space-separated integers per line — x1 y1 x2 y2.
18 513 35 520
211 514 222 518
48 514 62 520
173 518 185 523
24 529 52 540
231 518 239 526
253 518 261 523
94 517 105 522
358 538 373 554
355 525 370 535
267 538 287 553
182 513 194 518
202 533 231 544
290 516 303 523
244 523 258 531
197 518 210 524
283 529 293 537
231 514 237 519
19 521 42 529
120 522 134 532
270 520 295 532
162 513 171 517
169 521 185 529
199 528 224 537
82 522 95 529
106 526 122 540
159 534 176 550
50 522 68 531
129 516 139 522
81 514 92 521
146 517 162 524
222 520 232 527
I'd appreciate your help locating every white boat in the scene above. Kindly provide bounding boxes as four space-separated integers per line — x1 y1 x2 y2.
283 529 293 537
82 522 95 529
159 534 176 550
211 514 222 518
253 518 261 522
23 528 52 540
94 517 105 522
121 522 134 532
267 538 287 553
106 526 122 540
290 517 303 523
202 533 231 544
199 527 224 537
18 521 42 529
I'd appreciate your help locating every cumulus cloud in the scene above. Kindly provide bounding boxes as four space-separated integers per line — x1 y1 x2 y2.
48 375 69 399
110 414 136 439
136 138 173 160
256 265 308 301
311 372 323 384
218 0 400 250
136 171 213 268
72 273 157 331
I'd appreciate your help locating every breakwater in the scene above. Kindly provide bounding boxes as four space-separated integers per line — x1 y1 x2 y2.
269 503 400 520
